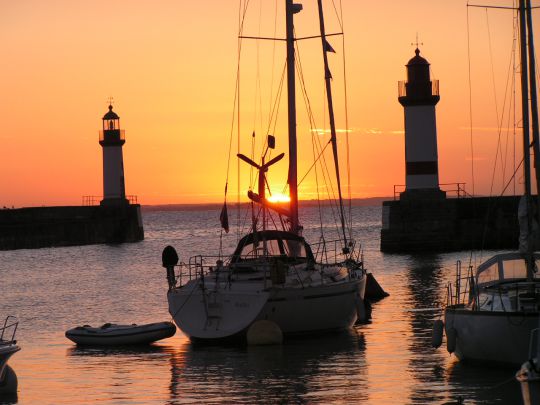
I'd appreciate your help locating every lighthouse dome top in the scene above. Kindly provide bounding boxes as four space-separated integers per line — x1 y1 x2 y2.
102 105 120 120
407 48 429 66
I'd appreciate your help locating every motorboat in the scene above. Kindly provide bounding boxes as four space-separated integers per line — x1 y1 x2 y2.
65 321 176 346
162 0 368 342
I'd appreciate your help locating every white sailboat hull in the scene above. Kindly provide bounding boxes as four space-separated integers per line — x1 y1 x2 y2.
169 276 366 341
261 278 365 335
445 307 538 365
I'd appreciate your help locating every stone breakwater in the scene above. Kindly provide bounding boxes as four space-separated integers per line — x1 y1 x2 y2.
0 204 144 250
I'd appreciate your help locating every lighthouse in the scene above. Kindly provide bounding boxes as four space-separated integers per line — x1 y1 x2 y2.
398 48 444 200
99 104 128 206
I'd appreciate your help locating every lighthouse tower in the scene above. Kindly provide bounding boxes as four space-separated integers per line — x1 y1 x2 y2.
398 48 445 200
99 104 128 206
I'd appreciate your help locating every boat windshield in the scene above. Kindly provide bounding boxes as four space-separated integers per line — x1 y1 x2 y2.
237 238 307 260
476 253 540 286
231 231 314 263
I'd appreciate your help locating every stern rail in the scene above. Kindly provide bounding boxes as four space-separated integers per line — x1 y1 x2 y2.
0 316 18 344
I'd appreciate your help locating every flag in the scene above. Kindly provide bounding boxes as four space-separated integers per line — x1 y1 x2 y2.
220 202 229 233
324 39 335 53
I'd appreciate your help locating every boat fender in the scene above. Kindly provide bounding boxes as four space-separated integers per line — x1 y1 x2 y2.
431 319 444 348
247 320 283 346
446 327 457 354
162 245 179 289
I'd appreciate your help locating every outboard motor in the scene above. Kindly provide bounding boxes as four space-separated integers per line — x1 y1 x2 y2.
162 245 179 290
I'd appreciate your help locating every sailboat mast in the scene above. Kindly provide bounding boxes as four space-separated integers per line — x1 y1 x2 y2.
518 0 534 278
316 0 349 251
286 0 300 234
525 0 540 230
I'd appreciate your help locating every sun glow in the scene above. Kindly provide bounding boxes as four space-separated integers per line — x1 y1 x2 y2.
267 193 291 203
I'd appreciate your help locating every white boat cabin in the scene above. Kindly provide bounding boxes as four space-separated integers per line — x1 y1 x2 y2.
474 252 540 312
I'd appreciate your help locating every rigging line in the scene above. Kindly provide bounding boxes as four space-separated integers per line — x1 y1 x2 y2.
311 114 326 241
514 0 519 195
298 141 332 186
250 132 256 190
526 0 540 210
338 0 353 238
466 3 476 198
294 31 340 224
317 0 348 249
222 0 250 243
500 157 524 196
252 0 263 136
238 1 250 239
332 0 344 32
267 0 279 132
295 41 342 238
486 9 518 197
501 15 520 191
271 65 286 142
267 61 287 141
226 0 250 187
295 42 338 207
466 1 478 269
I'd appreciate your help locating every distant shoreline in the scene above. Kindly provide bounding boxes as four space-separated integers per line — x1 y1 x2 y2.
141 197 390 212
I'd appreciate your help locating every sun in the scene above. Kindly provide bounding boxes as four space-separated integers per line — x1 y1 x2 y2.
267 193 291 203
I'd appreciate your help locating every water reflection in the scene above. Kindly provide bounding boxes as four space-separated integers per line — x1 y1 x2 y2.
405 254 450 404
61 342 176 404
66 344 171 358
445 361 522 404
168 331 367 403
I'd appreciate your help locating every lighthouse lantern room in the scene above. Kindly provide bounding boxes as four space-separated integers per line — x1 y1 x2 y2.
99 104 128 206
398 48 445 201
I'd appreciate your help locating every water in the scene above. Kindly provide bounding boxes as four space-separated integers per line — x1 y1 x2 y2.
1 206 523 404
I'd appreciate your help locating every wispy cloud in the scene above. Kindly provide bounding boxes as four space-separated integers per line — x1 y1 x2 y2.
310 128 353 135
310 128 404 136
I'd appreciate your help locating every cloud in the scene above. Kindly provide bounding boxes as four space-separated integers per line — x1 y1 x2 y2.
310 128 404 136
310 128 353 135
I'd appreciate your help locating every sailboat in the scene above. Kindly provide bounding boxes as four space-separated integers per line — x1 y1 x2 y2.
161 0 367 342
444 0 540 366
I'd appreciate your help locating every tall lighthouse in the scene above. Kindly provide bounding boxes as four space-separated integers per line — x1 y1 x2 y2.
99 104 127 206
398 48 444 200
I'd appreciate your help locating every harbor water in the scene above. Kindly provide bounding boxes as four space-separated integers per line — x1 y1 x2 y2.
1 205 523 404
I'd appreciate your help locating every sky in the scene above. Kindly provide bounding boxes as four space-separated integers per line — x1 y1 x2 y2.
0 0 539 206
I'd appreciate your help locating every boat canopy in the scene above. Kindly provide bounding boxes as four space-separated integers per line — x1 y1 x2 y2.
476 252 540 286
231 230 315 264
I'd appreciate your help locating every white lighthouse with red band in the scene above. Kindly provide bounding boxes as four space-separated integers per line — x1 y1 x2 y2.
398 48 443 197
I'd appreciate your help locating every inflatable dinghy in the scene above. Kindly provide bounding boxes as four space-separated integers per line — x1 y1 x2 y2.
65 321 176 346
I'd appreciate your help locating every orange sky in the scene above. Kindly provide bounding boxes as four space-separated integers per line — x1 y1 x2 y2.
0 0 538 206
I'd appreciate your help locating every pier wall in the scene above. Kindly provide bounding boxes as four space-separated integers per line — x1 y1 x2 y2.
0 204 144 250
380 196 520 252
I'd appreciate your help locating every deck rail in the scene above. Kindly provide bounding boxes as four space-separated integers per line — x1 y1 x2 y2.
0 316 18 344
393 183 470 200
82 195 139 206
